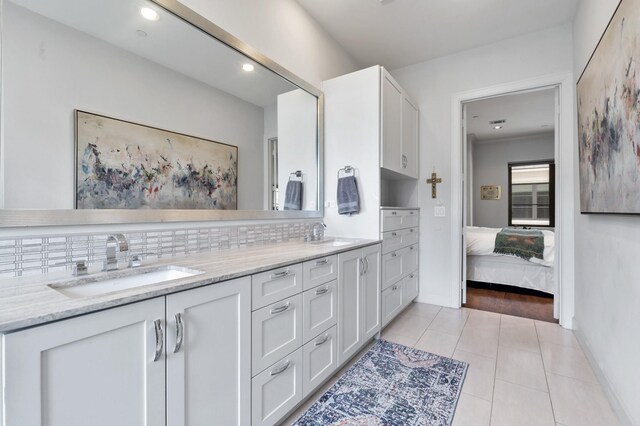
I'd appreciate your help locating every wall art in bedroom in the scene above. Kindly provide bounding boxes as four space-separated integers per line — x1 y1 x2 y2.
577 0 640 214
75 110 238 210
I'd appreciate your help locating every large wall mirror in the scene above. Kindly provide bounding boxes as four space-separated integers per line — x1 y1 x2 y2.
0 0 323 226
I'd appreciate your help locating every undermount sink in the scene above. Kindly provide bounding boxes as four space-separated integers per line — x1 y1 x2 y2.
49 265 204 298
309 238 358 247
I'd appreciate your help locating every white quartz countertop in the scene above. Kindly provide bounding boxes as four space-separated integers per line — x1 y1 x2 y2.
0 238 379 333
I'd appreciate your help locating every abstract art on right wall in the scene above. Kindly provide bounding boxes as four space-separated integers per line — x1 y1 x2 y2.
577 0 639 214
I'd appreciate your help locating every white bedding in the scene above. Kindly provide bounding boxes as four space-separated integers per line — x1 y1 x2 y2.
466 226 555 267
466 255 555 294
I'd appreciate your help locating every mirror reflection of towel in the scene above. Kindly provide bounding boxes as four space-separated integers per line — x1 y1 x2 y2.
284 181 303 210
337 176 359 215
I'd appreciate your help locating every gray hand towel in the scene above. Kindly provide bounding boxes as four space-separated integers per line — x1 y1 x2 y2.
337 176 359 215
284 180 303 210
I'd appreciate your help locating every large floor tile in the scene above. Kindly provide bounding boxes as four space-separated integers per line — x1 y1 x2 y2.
456 327 500 358
383 312 429 340
499 323 540 353
452 393 492 426
415 329 459 358
453 349 496 401
501 314 535 327
402 302 442 320
540 341 598 383
465 309 501 330
490 380 555 426
496 346 547 392
428 307 470 335
546 372 619 426
380 329 419 347
535 321 580 349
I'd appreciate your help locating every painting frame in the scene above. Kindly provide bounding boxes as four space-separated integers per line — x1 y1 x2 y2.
577 0 640 215
74 110 238 210
480 185 501 200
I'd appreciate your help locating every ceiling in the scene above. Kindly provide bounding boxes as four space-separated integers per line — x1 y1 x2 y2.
296 0 579 69
466 88 556 141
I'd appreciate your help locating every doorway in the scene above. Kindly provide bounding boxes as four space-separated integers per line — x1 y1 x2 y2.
461 89 558 322
450 73 576 329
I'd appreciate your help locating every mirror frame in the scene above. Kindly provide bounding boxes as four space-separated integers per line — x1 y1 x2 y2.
0 0 324 227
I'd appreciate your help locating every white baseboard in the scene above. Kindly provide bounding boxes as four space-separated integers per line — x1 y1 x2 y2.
573 319 634 426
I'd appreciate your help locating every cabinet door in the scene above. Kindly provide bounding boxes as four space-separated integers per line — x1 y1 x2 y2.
382 281 404 327
362 245 381 340
402 96 419 178
302 326 337 398
337 249 363 367
381 69 403 173
404 271 419 306
382 249 403 290
403 244 419 276
166 277 251 426
302 280 338 343
3 298 165 426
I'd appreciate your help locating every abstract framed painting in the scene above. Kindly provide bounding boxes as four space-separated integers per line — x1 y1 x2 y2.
577 0 640 214
75 110 238 210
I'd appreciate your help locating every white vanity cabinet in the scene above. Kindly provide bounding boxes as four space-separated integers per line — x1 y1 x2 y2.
337 244 381 367
2 277 252 426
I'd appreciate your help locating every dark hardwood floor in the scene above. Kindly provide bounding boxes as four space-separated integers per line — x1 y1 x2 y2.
463 281 558 323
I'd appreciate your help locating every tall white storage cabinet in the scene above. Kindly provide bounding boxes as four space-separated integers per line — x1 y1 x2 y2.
324 65 420 326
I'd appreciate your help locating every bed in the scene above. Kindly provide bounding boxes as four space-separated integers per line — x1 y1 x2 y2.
466 226 555 294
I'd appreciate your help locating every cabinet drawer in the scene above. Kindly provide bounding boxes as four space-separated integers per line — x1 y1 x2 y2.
252 294 303 375
403 227 419 246
402 244 419 275
381 210 403 232
303 255 337 291
302 280 337 343
403 271 419 306
381 230 404 254
382 281 404 327
252 263 303 310
382 250 403 290
302 325 337 398
251 348 303 426
401 210 419 228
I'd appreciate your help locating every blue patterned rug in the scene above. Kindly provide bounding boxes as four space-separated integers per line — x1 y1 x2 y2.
291 340 468 426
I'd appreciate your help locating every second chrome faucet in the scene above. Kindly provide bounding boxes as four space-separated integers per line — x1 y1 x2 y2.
104 234 129 271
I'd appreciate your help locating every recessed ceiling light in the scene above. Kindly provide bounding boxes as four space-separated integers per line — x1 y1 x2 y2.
494 125 503 130
140 7 159 21
136 30 148 37
242 63 255 72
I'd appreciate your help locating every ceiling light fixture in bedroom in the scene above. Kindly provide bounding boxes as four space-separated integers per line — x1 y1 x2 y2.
489 119 506 130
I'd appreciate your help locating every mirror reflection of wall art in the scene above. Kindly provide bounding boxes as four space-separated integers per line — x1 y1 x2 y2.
577 0 640 214
480 185 501 200
75 110 238 210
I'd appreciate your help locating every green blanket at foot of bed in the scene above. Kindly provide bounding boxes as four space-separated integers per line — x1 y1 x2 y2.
493 227 544 261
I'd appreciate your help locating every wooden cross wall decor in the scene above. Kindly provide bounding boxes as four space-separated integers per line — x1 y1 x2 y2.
426 172 442 198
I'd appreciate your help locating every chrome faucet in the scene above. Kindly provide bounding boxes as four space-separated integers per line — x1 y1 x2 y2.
104 234 128 271
311 222 326 241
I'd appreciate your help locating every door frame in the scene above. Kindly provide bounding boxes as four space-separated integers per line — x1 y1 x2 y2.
450 72 576 329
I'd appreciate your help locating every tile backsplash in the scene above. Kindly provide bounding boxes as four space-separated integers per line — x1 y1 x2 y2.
0 221 321 279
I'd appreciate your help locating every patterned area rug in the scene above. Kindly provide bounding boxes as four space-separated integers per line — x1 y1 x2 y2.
292 340 468 426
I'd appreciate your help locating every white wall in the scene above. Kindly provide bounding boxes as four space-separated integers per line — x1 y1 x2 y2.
472 133 555 228
3 2 264 210
572 0 639 424
391 24 573 307
180 0 360 88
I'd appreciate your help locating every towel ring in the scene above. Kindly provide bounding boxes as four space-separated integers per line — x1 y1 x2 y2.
289 171 303 182
338 166 355 179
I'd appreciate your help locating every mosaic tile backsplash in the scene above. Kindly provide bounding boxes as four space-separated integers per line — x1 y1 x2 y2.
0 221 322 279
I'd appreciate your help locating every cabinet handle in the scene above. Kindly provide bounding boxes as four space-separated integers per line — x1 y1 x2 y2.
364 257 370 275
270 269 291 279
409 274 415 279
153 319 164 362
270 302 290 315
314 334 329 346
391 232 397 237
315 286 330 295
410 211 415 215
391 252 397 257
315 259 328 266
359 258 365 276
410 246 415 251
391 211 397 215
173 313 184 354
410 228 415 233
392 285 398 291
270 360 291 376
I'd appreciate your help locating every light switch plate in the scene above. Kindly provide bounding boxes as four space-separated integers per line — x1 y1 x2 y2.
434 206 446 217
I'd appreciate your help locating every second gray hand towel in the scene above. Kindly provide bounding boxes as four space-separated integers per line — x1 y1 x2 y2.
337 176 359 215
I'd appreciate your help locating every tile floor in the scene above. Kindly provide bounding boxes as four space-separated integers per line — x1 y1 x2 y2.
283 302 619 426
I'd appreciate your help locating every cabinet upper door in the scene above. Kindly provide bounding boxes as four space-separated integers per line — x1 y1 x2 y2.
3 298 166 426
361 244 381 340
381 69 403 174
337 249 363 367
166 277 251 426
402 96 419 178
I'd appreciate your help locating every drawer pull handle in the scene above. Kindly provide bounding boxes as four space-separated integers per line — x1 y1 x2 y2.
410 211 415 215
270 269 291 279
314 334 329 346
410 274 415 279
173 313 184 354
391 211 397 215
270 302 290 315
410 229 415 233
270 360 291 376
391 253 397 257
315 287 330 295
153 319 163 362
392 285 398 291
391 232 397 237
410 246 415 251
315 259 328 266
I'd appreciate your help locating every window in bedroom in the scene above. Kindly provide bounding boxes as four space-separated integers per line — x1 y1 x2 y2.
508 161 555 227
